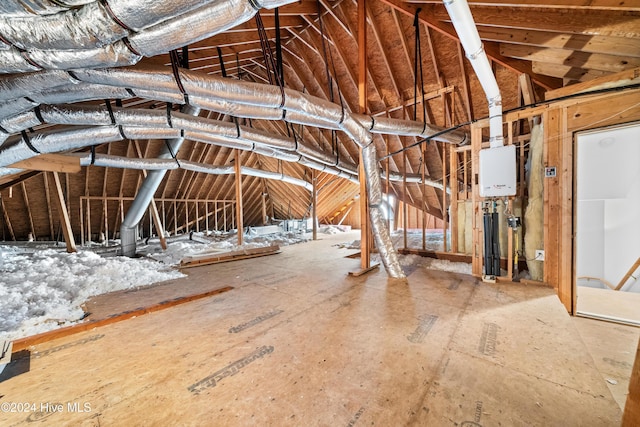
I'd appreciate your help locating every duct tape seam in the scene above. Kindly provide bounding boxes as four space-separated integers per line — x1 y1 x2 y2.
121 37 141 56
117 125 127 140
100 0 134 32
34 106 44 124
21 130 40 154
166 103 173 128
19 51 43 70
105 100 116 125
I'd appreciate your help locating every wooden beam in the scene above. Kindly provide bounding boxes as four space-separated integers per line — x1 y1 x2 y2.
478 26 640 58
545 67 640 100
501 44 640 74
358 0 371 271
312 170 318 240
9 153 81 174
426 4 640 38
378 0 563 89
181 245 280 268
42 172 54 240
423 0 640 11
235 149 244 246
614 257 640 291
52 171 77 253
0 195 16 241
623 339 640 426
12 286 234 352
20 182 36 240
532 62 611 84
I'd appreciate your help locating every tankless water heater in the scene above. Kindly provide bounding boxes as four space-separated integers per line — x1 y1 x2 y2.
478 145 517 198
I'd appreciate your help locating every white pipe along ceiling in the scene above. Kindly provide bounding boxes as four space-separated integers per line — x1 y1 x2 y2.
0 0 485 279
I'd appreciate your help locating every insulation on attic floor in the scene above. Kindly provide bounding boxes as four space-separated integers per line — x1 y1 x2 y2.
0 232 622 425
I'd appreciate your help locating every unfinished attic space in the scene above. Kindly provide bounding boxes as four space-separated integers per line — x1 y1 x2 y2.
1 0 640 424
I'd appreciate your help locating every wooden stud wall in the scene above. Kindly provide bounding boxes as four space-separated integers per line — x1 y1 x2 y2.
464 68 640 313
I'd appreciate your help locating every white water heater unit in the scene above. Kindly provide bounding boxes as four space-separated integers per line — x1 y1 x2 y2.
479 145 517 197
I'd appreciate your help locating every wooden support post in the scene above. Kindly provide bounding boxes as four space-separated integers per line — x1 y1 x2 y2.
205 202 209 233
173 200 178 236
386 136 391 231
422 142 427 250
442 143 448 252
357 0 371 272
86 199 91 244
195 201 200 233
79 199 84 246
0 195 16 241
312 169 318 241
262 193 267 226
623 338 640 426
235 149 244 246
21 182 36 241
450 148 459 253
471 125 483 276
403 144 408 250
42 173 54 240
52 172 76 253
359 150 371 270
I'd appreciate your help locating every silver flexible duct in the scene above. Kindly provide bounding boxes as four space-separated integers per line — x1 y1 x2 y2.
71 153 313 191
0 1 92 17
0 66 417 276
120 104 199 256
0 0 298 73
0 70 467 145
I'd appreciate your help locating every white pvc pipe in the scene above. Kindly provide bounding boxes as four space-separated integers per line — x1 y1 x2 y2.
443 0 503 147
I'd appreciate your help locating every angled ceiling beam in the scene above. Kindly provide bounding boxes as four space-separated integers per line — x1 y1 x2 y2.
501 44 640 73
478 26 640 58
378 0 563 89
408 0 640 11
426 4 640 38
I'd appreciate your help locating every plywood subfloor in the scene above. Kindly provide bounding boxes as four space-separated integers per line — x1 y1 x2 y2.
573 317 640 410
577 286 640 325
0 232 623 426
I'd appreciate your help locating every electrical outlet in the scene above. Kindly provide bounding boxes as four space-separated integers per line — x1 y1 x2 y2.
535 250 545 261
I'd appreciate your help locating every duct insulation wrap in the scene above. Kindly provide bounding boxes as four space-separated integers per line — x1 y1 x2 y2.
120 105 200 256
0 0 93 17
443 0 502 147
107 0 217 32
73 153 313 190
0 2 127 51
361 143 405 279
353 114 467 145
0 42 142 74
5 68 468 144
0 70 77 101
129 0 260 56
0 126 125 167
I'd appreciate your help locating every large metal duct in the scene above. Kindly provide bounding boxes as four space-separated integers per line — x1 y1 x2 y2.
0 68 406 277
119 104 199 256
0 0 298 73
0 69 467 145
72 153 314 191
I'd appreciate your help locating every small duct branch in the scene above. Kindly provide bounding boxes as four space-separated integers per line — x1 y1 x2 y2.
120 104 200 256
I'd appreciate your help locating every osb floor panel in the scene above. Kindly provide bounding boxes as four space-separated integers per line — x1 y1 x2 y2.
0 232 622 426
577 286 640 325
573 317 640 410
